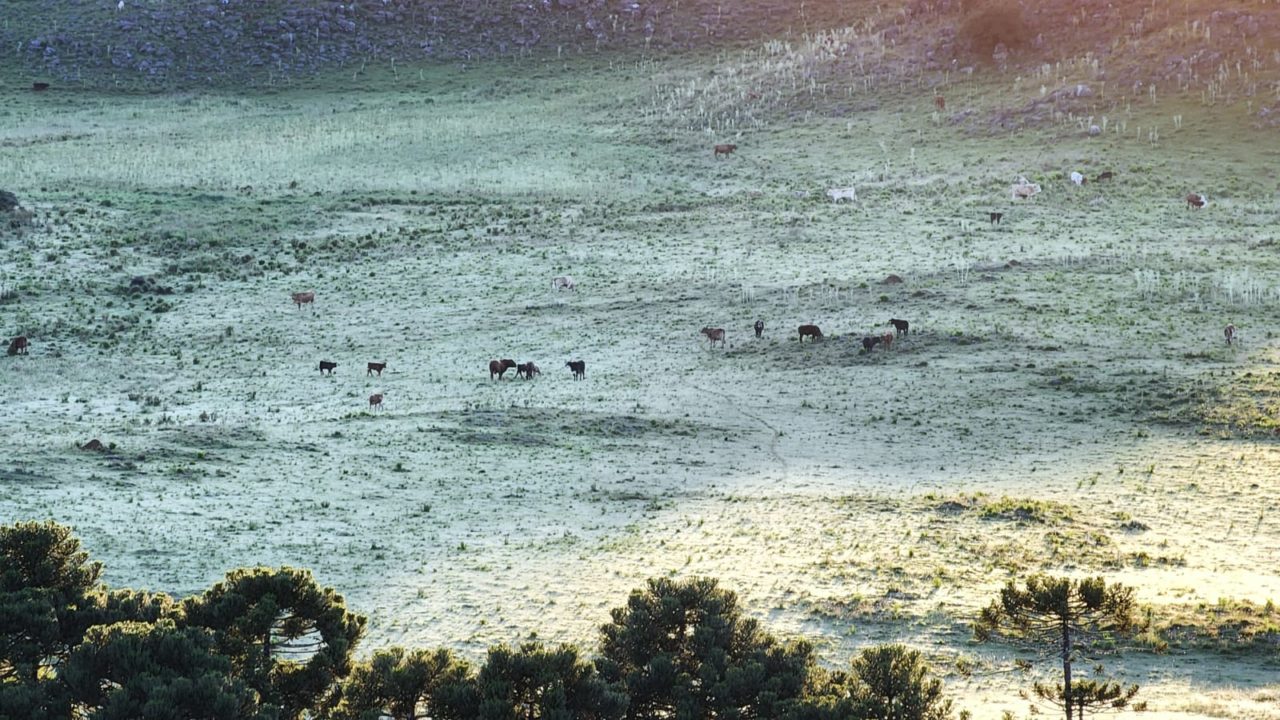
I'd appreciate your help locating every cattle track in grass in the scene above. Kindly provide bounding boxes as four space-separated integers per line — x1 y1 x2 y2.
688 384 787 471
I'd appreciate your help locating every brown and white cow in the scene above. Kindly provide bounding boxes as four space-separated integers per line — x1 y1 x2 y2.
7 336 29 356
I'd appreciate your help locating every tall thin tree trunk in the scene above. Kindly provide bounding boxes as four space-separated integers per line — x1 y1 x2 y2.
1061 620 1072 720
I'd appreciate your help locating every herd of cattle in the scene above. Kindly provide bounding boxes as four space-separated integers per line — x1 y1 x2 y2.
712 143 1209 211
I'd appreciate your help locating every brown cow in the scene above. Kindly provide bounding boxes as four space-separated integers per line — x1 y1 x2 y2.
7 336 29 356
566 360 586 380
489 358 517 380
517 362 541 379
1186 193 1207 209
1225 324 1237 346
934 95 945 111
701 327 726 348
369 393 384 410
881 332 894 351
754 319 764 338
798 324 823 342
888 318 909 337
319 360 337 375
713 143 737 158
367 362 387 376
1095 171 1114 182
292 290 316 309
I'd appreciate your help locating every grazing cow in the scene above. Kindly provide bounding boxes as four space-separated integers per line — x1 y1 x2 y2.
798 324 823 342
754 319 764 338
827 187 858 203
292 290 316 309
319 360 337 375
1070 171 1086 186
517 362 541 379
861 336 883 353
552 275 576 292
1011 181 1042 200
888 318 909 337
934 95 945 111
31 82 50 92
1224 324 1237 346
701 327 726 347
566 360 586 380
989 212 1003 225
489 358 517 380
367 362 387 376
1095 171 1114 182
881 332 894 351
1186 193 1207 209
369 393 384 410
7 336 29 356
713 143 737 158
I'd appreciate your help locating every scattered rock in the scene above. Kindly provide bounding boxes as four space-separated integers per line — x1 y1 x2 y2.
80 439 106 452
881 274 904 285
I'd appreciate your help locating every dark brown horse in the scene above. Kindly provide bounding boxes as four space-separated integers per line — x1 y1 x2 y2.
798 325 823 342
489 359 517 380
566 360 586 380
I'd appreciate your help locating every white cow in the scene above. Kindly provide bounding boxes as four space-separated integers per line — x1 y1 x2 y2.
1011 178 1042 200
1070 171 1085 186
826 186 858 203
552 275 576 291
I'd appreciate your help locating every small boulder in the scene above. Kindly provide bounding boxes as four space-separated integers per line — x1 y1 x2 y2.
881 274 904 285
80 439 106 452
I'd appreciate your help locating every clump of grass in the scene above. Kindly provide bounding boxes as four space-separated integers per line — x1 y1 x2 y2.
979 496 1074 524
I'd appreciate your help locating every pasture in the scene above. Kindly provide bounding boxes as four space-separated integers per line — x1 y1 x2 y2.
2 55 1280 717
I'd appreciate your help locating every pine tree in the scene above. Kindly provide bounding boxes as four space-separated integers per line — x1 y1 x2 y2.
598 577 814 719
61 619 273 720
474 642 627 720
182 566 366 720
974 575 1136 720
322 646 474 720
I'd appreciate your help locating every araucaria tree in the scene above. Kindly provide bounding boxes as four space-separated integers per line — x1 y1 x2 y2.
784 644 953 720
598 576 814 719
322 646 474 720
182 566 366 720
974 575 1136 720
